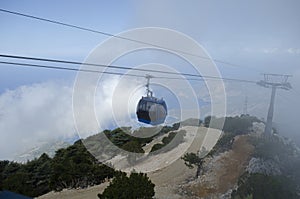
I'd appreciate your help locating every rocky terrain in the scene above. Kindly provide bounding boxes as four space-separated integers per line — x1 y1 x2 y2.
36 120 300 199
37 126 222 199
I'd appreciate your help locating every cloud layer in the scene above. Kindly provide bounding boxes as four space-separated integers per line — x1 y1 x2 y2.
0 81 74 160
0 77 142 160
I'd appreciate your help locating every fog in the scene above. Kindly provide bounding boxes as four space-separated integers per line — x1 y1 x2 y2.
132 0 300 143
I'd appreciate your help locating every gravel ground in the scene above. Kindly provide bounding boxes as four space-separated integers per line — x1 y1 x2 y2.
37 127 222 199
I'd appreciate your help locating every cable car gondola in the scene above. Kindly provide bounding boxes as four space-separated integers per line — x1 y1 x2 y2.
136 75 167 125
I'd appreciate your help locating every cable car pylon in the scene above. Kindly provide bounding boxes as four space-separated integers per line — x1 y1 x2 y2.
257 74 292 136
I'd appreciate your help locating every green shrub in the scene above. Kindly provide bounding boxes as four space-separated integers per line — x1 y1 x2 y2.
232 173 298 199
98 172 155 199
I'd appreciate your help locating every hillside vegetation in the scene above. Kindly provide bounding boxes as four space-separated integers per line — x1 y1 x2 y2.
231 135 300 199
0 140 115 197
182 115 300 198
2 115 300 199
0 123 179 197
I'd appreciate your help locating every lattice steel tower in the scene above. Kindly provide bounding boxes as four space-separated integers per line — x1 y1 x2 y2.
257 74 292 135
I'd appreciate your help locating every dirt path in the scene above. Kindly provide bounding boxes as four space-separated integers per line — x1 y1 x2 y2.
188 135 254 198
148 127 221 199
216 135 254 193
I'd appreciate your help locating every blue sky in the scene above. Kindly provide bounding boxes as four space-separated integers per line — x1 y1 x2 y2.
1 0 300 87
1 0 300 91
0 1 135 91
0 1 300 160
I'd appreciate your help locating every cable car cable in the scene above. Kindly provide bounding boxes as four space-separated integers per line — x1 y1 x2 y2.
0 61 142 77
0 54 257 83
0 8 260 72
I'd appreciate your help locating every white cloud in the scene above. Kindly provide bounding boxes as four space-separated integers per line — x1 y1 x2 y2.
261 48 278 54
244 47 300 55
0 77 143 160
94 76 144 131
287 48 300 54
0 81 74 160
